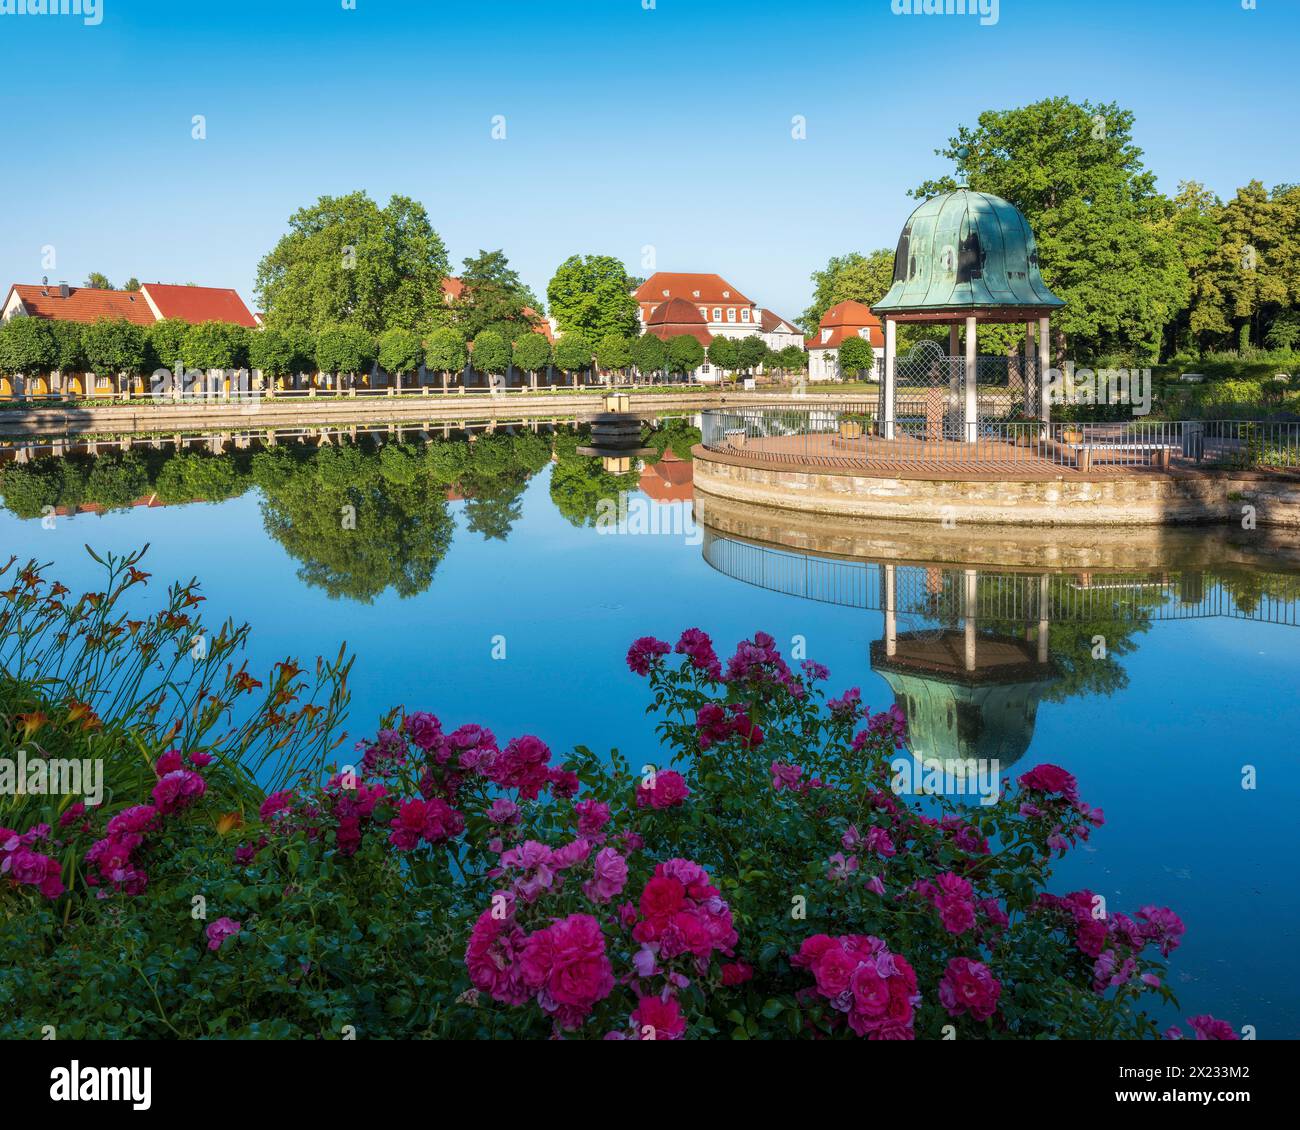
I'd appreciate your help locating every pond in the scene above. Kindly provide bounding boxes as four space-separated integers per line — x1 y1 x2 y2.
1 419 1297 1036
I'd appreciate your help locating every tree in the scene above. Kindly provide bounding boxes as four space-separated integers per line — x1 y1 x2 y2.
470 330 509 380
631 333 667 380
777 344 807 375
50 321 86 374
737 334 768 375
184 322 248 371
667 334 705 378
912 97 1189 361
707 335 739 381
84 272 113 290
512 332 552 384
594 333 632 378
1265 310 1300 351
0 317 57 377
82 318 147 383
425 327 467 386
315 324 377 384
838 335 875 380
553 330 592 379
248 327 299 387
378 327 424 389
148 318 192 375
1166 181 1226 355
123 278 141 292
546 254 640 341
454 249 543 340
255 191 450 335
801 250 895 332
1195 182 1299 352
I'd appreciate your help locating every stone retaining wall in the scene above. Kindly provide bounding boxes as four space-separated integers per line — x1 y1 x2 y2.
693 445 1300 528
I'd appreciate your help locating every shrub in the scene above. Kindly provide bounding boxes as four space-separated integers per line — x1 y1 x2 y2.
0 567 1234 1041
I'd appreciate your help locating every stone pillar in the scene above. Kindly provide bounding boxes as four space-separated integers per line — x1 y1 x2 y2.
882 317 896 440
964 316 978 441
1038 315 1051 423
884 564 897 658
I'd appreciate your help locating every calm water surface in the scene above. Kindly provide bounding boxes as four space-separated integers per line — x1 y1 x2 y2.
2 425 1297 1035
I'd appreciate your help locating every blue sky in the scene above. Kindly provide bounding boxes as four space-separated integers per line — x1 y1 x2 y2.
1 0 1295 322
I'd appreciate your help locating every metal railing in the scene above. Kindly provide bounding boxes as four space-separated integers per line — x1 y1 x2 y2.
700 533 1300 628
700 408 1300 472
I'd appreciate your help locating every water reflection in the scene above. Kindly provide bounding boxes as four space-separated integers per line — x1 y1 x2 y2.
0 418 703 604
694 492 1300 769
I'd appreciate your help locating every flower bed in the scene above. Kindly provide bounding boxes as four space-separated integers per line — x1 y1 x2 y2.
0 568 1235 1040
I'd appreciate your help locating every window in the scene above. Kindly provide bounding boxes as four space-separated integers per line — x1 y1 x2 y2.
699 307 708 320
722 290 730 298
821 329 832 344
740 309 750 323
712 308 721 322
727 309 736 322
692 290 700 298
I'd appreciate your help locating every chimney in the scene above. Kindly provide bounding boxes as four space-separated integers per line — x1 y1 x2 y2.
59 282 70 299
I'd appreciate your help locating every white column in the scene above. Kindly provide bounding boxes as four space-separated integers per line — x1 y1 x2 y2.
1038 315 1051 423
883 317 896 440
884 564 897 658
1037 573 1050 664
964 315 978 441
964 569 978 672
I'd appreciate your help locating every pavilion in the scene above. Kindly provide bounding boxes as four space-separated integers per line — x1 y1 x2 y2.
871 189 1065 442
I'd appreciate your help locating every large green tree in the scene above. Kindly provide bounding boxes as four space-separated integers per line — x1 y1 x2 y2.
377 327 424 388
255 191 450 336
631 333 667 380
470 330 510 379
546 254 640 341
800 250 894 333
667 334 705 377
911 97 1189 361
453 250 543 340
425 328 467 385
82 318 147 380
0 317 57 377
512 332 552 383
316 324 377 382
553 330 592 378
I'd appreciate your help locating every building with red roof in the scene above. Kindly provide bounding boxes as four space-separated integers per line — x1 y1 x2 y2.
138 283 259 327
2 282 155 325
807 300 884 381
440 276 554 342
2 281 258 328
635 272 763 340
643 296 712 348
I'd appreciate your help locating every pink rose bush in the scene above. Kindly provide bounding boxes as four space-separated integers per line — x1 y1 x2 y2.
0 625 1234 1041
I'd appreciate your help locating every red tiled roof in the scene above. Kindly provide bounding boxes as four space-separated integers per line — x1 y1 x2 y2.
759 308 798 334
140 284 258 327
635 272 752 307
6 284 155 325
807 300 884 349
638 449 694 503
644 298 712 346
444 277 551 340
441 277 465 300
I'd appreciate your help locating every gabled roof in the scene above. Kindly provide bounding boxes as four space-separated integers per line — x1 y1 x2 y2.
6 284 155 325
807 300 884 350
140 284 259 327
760 308 799 334
635 272 753 307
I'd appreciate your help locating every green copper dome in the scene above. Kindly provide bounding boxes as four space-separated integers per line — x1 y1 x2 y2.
873 189 1065 316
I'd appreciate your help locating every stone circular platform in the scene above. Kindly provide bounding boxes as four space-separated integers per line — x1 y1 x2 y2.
692 442 1300 528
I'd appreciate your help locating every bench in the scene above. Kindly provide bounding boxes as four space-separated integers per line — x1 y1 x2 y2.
1065 441 1177 471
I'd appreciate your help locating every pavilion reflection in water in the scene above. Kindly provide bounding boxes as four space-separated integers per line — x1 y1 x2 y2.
699 522 1300 770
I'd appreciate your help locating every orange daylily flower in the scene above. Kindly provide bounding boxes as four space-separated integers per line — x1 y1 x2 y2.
126 567 151 584
215 812 244 836
65 701 103 732
15 712 49 740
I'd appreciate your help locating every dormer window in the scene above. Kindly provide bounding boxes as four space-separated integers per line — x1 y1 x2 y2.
692 290 700 298
699 307 707 320
723 290 730 298
821 329 833 344
662 289 669 297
